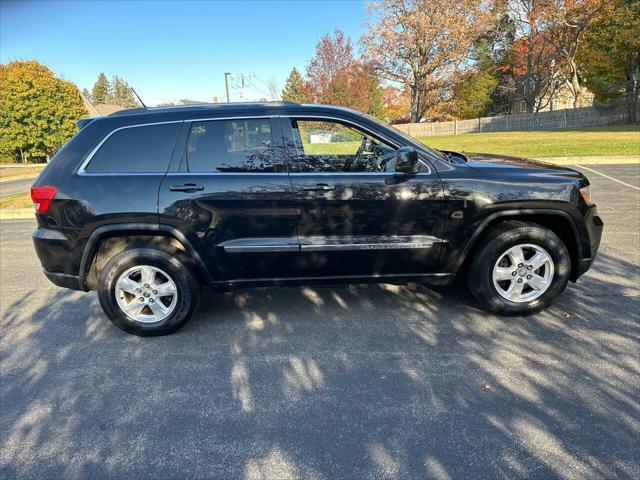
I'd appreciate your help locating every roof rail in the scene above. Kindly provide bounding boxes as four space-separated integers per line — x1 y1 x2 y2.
107 101 301 116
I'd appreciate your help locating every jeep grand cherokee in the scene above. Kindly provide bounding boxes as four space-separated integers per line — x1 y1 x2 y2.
31 102 603 336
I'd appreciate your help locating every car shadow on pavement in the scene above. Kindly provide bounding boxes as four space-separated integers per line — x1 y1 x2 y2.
1 251 638 479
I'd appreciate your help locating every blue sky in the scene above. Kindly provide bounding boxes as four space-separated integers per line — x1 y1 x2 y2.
1 0 367 105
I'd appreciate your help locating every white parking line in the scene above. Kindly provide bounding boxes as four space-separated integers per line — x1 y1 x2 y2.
574 165 640 192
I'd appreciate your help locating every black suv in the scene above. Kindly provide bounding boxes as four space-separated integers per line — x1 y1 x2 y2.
32 102 603 336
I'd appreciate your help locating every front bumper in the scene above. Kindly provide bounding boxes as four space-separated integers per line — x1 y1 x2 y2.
574 204 603 279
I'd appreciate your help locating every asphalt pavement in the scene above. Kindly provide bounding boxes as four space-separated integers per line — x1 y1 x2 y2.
1 164 638 479
0 177 35 197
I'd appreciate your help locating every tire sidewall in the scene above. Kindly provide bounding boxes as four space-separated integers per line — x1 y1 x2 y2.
471 226 570 315
98 248 197 336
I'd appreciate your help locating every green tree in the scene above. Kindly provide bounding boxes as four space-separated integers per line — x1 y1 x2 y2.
365 70 384 118
112 75 137 107
81 87 92 102
0 60 87 163
451 70 500 118
451 41 500 118
92 72 111 104
281 67 307 103
578 0 640 121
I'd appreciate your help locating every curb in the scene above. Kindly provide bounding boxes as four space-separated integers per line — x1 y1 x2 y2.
533 155 640 165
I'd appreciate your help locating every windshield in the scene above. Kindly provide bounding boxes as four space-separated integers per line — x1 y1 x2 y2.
361 113 448 160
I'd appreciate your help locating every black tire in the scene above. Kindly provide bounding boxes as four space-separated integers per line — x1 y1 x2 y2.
97 248 200 336
467 221 571 315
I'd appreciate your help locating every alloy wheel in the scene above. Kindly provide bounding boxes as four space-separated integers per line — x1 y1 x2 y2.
492 243 554 303
115 265 178 323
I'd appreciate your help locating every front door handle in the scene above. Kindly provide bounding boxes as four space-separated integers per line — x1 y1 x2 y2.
303 183 335 192
170 183 204 192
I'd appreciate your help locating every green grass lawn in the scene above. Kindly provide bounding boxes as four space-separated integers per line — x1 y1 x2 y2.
0 192 32 210
416 125 640 158
301 125 639 158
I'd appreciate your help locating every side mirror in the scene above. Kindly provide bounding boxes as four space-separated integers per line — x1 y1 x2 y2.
395 146 420 174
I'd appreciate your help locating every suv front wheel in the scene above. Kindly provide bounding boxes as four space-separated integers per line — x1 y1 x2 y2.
97 248 200 336
468 221 571 315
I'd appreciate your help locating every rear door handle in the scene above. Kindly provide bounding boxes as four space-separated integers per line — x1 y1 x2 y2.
303 183 335 192
169 183 204 192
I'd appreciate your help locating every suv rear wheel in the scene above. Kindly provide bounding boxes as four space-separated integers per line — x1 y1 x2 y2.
468 221 571 315
97 248 200 336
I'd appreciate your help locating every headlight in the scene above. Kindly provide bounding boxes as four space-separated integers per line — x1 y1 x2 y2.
579 186 591 205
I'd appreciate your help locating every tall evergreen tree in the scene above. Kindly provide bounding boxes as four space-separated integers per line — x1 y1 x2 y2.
91 73 111 104
81 88 92 103
365 68 384 118
112 76 137 107
281 68 306 103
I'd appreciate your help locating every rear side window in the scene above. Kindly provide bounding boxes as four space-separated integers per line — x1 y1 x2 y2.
186 119 283 173
85 123 180 173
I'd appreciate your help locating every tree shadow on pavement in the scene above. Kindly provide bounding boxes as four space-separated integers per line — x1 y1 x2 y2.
1 250 638 479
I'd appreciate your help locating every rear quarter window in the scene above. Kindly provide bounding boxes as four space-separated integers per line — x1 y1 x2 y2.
84 122 181 173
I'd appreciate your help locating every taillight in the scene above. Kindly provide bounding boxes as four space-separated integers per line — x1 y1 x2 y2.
31 186 57 214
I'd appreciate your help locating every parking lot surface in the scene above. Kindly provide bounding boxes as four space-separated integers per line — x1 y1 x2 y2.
1 164 638 479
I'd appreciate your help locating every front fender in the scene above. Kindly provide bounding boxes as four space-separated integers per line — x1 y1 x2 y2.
443 205 589 276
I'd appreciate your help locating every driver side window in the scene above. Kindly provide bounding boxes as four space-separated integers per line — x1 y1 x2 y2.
287 119 396 173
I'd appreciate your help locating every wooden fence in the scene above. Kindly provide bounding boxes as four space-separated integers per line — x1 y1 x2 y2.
394 101 637 137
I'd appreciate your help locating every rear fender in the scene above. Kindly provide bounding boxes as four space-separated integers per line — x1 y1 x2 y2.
79 223 213 291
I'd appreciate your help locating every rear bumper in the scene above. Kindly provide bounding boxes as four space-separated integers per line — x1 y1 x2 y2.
43 269 83 290
33 228 84 291
574 204 603 279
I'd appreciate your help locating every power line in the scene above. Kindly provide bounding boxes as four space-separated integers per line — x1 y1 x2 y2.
252 74 279 100
252 75 271 88
225 73 273 101
224 73 251 101
242 74 271 99
245 82 271 99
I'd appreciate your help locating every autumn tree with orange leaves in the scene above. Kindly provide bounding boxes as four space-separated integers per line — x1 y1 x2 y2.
362 0 491 122
283 0 632 122
305 30 354 105
547 0 606 108
503 0 605 113
504 0 561 113
499 30 562 112
305 30 384 117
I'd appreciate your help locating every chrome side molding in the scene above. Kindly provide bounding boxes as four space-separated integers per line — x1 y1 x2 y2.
219 235 444 253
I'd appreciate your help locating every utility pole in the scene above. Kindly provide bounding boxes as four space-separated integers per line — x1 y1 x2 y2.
224 72 231 103
224 72 255 102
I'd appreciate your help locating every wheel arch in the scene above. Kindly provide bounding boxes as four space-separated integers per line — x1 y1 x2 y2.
455 209 584 282
80 223 213 291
